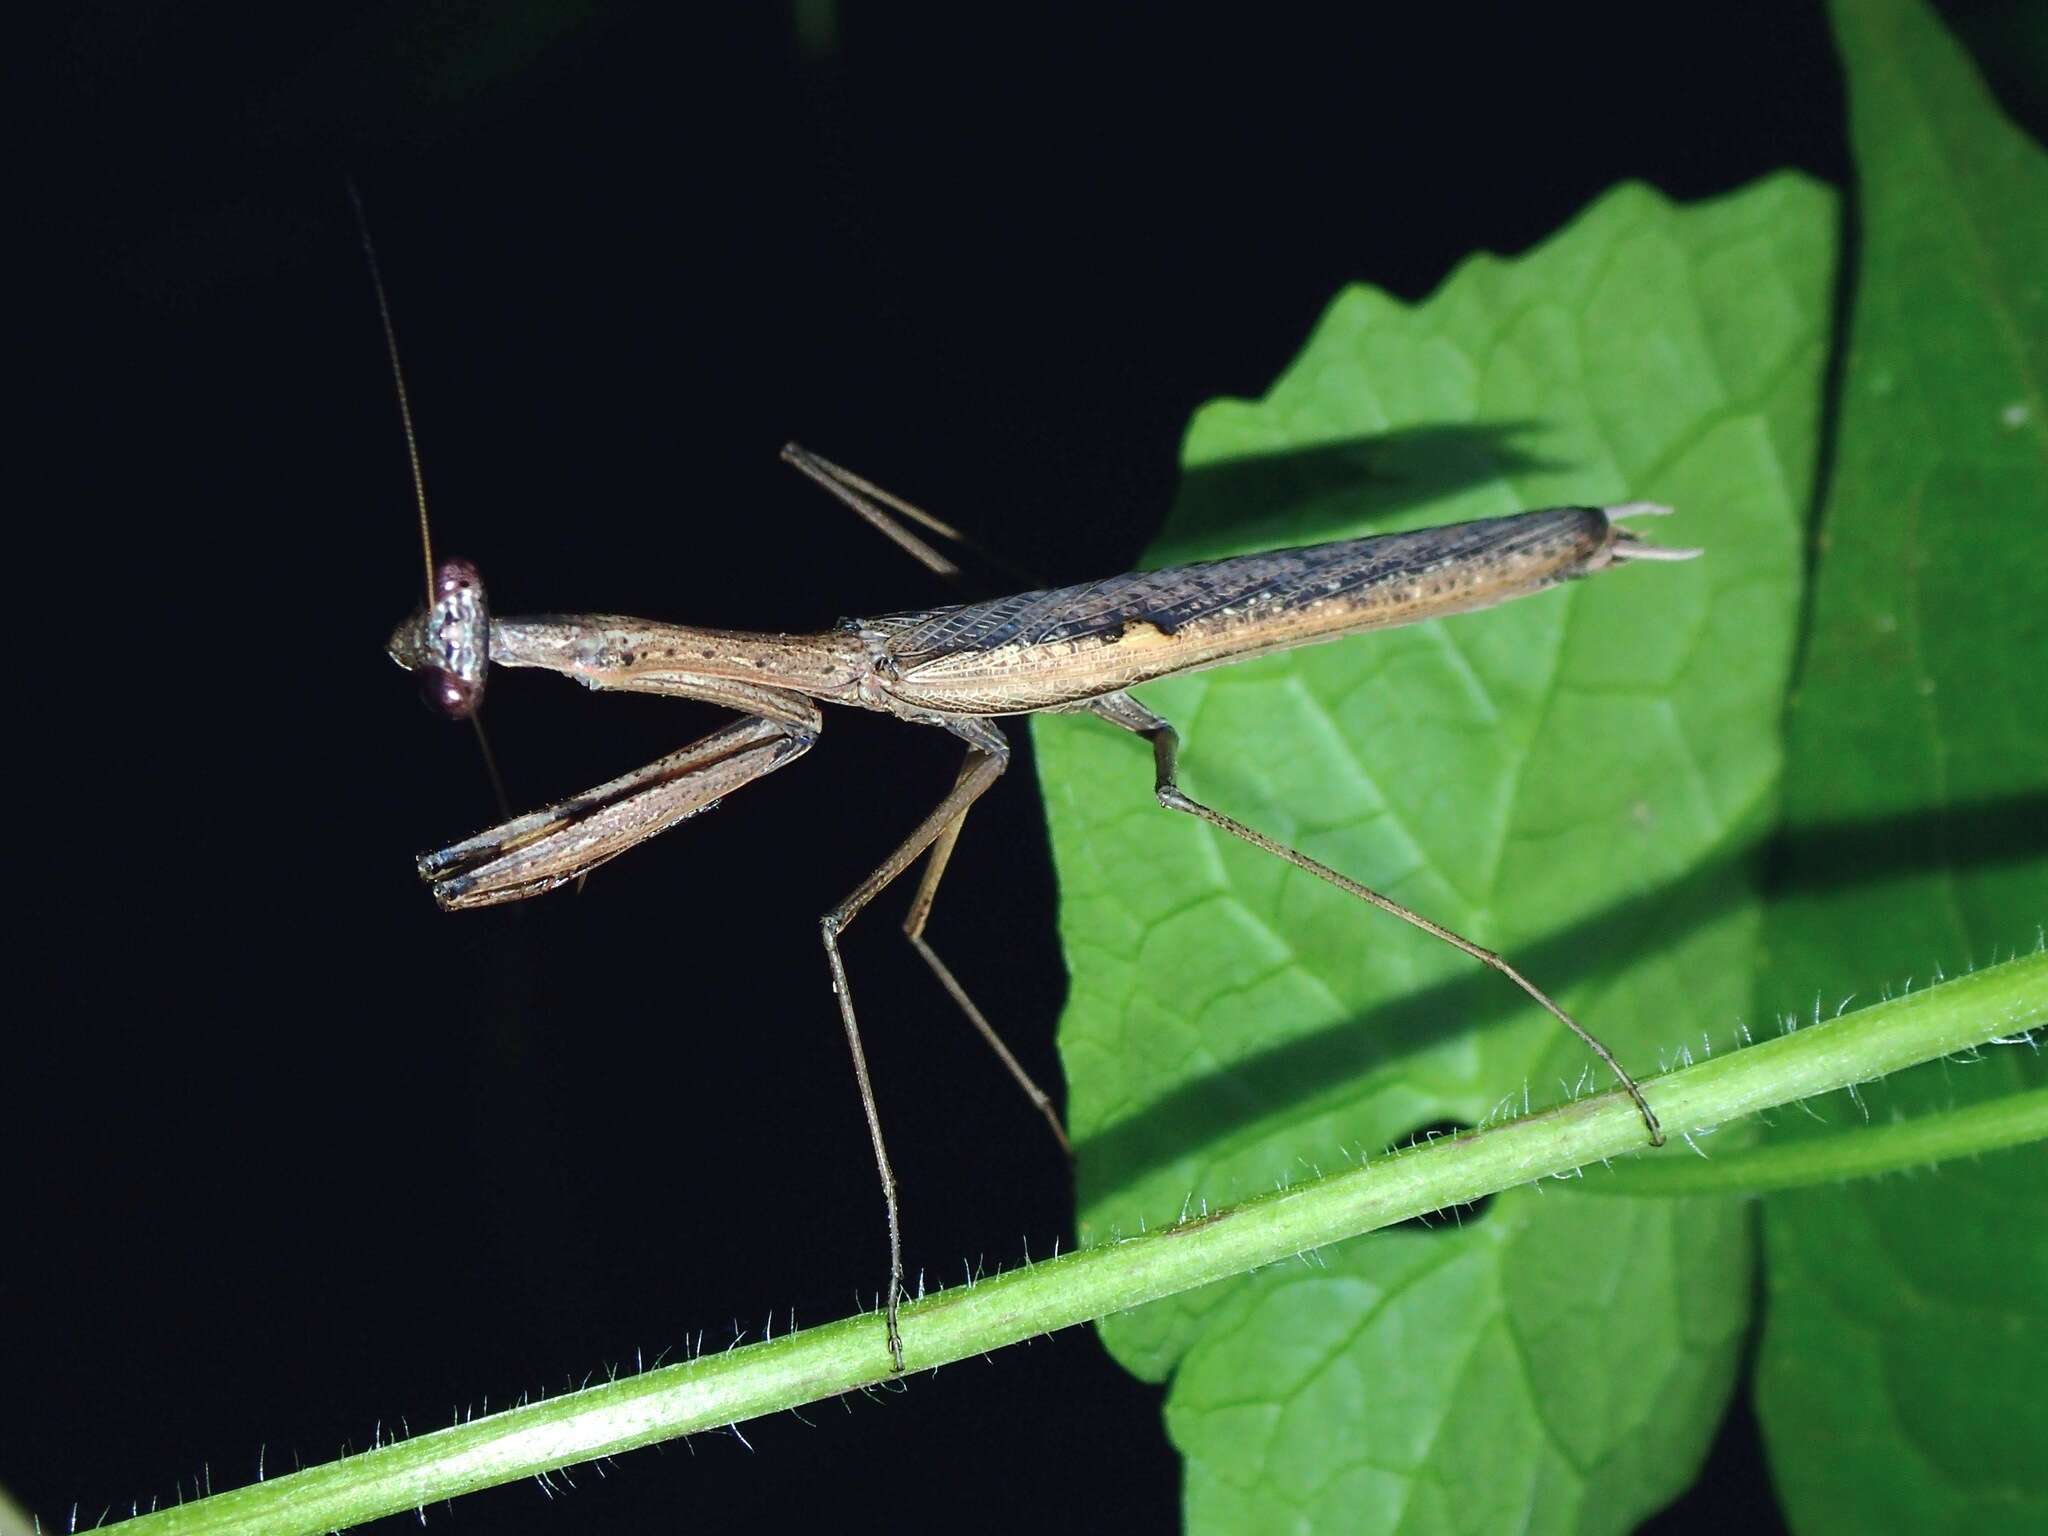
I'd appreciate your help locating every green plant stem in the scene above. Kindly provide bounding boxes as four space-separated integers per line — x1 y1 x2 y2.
1571 1083 2048 1196
107 950 2046 1536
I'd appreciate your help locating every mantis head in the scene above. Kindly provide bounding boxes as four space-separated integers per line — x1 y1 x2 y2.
388 557 490 719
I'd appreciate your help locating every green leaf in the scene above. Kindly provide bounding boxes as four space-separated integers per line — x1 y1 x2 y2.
1034 175 1834 1534
1754 2 2048 1530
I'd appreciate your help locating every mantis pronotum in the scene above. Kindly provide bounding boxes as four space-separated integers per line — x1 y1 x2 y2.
368 223 1695 1374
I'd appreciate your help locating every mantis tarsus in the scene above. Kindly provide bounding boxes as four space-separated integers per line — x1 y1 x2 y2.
368 229 1696 1375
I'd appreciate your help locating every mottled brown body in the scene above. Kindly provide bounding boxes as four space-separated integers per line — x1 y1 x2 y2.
475 505 1641 728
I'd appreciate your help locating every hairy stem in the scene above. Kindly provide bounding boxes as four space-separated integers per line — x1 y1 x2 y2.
105 950 2046 1536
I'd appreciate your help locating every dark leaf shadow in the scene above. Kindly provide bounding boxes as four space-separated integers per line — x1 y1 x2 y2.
1160 422 1560 555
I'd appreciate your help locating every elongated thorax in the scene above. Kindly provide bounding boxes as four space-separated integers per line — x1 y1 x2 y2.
487 617 873 705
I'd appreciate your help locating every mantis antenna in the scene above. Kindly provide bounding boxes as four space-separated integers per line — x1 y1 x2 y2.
348 178 437 608
351 179 511 810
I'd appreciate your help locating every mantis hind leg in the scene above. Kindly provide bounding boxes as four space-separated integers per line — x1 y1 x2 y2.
1085 690 1664 1148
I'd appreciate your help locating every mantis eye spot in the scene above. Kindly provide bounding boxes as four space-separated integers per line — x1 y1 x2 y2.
421 668 483 717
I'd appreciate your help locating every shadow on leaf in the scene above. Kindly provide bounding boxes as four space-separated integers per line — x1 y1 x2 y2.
1160 421 1559 556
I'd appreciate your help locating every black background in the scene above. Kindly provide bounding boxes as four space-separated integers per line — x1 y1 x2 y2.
19 4 2040 1532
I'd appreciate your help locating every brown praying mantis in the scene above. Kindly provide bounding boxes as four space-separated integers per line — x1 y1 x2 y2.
368 231 1696 1374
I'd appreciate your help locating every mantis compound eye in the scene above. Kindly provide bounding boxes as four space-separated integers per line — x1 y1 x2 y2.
387 557 490 719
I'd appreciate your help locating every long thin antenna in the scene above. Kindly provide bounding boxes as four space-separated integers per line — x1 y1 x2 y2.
347 178 437 606
352 179 512 822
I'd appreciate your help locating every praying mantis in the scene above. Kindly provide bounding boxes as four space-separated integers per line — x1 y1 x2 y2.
368 214 1694 1373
